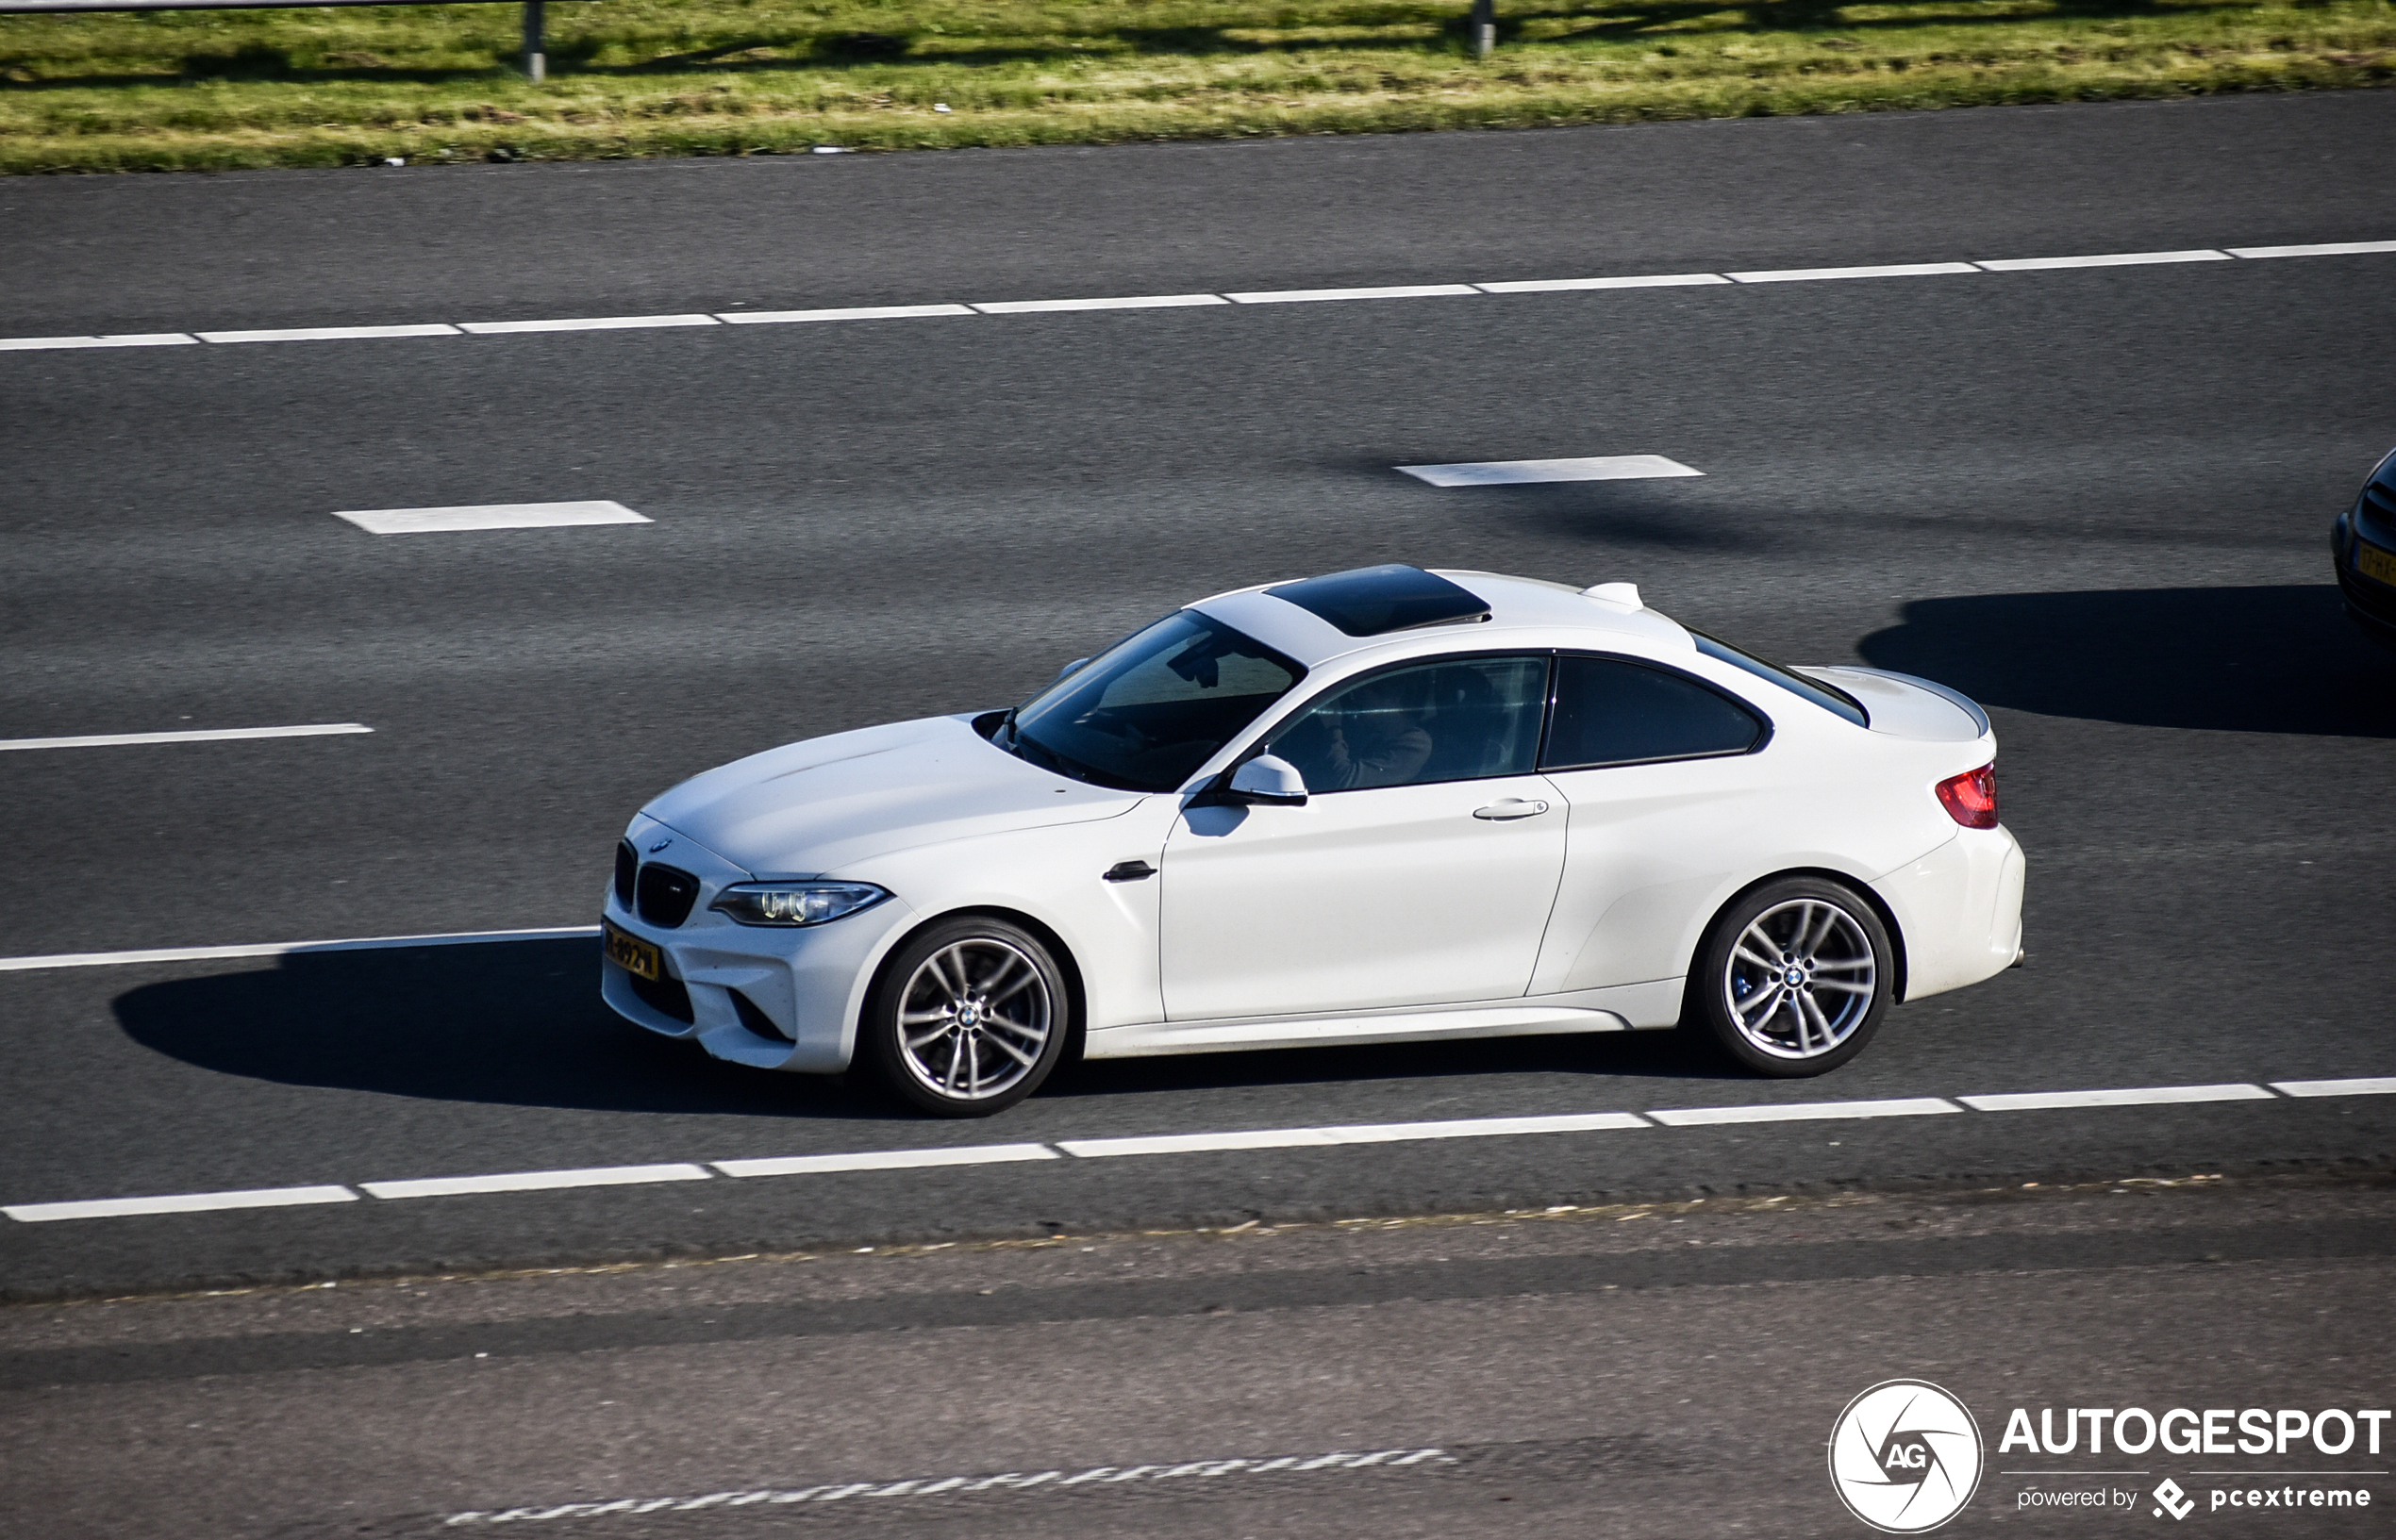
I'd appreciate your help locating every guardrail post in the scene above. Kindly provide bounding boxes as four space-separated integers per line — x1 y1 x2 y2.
523 0 545 81
1470 0 1494 58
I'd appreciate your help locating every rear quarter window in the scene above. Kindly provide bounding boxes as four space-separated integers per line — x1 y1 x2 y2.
1540 654 1768 770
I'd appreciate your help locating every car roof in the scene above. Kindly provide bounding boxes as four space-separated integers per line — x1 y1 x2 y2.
1190 567 1693 671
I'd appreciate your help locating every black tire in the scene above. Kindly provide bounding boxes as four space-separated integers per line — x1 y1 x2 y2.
857 917 1070 1117
1688 876 1893 1077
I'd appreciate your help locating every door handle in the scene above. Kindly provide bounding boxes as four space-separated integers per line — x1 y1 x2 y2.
1473 799 1550 820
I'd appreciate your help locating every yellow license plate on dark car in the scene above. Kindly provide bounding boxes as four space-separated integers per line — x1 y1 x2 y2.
2357 538 2396 588
603 920 660 981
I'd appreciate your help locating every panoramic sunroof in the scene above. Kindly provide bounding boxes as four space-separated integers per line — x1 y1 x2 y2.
1264 564 1491 637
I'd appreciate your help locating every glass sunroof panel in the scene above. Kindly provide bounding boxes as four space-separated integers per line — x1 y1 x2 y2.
1263 565 1491 637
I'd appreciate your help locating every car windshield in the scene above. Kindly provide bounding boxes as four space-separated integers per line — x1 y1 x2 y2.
1001 611 1305 791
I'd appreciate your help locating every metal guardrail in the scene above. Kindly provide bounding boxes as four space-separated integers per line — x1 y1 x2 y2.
0 0 577 81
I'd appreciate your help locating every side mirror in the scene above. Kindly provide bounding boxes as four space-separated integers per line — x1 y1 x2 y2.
1225 754 1308 806
1051 656 1091 687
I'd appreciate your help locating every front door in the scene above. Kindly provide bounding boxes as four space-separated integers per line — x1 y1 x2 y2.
1158 654 1567 1020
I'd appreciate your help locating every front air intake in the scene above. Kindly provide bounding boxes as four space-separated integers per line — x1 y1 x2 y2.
636 864 701 928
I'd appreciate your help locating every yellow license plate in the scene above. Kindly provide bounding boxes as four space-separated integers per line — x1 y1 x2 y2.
603 920 660 981
2357 538 2396 588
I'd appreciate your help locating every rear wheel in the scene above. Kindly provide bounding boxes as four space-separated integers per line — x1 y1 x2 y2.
858 918 1068 1117
1689 877 1892 1076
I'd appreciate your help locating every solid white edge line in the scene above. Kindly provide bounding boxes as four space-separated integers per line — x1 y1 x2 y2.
197 323 462 343
361 1164 713 1200
2227 240 2396 259
1645 1098 1960 1125
0 926 600 973
969 294 1229 313
0 722 372 753
1474 273 1729 292
2268 1077 2396 1098
719 304 975 323
1972 250 2231 271
1956 1084 2274 1112
5 1184 358 1223
1059 1129 1339 1158
1223 285 1481 304
0 333 198 351
714 1144 1059 1177
1726 262 1982 283
456 315 720 334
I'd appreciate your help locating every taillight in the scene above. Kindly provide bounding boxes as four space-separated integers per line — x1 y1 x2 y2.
1935 764 1999 829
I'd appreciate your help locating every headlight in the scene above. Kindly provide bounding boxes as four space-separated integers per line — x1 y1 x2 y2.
709 882 890 927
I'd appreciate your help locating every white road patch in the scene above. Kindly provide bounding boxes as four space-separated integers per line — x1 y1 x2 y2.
719 303 974 324
4 1184 358 1223
970 294 1229 313
1956 1084 2274 1112
457 314 721 334
2268 1076 2396 1098
196 323 461 343
1972 249 2231 271
1057 1110 1648 1159
0 333 198 351
1474 273 1730 292
441 1449 1451 1525
1645 1097 1959 1126
1726 261 1982 283
2227 240 2396 259
0 722 371 753
1396 455 1703 488
362 1164 714 1201
0 926 599 974
715 1143 1059 1177
332 500 650 536
1224 284 1480 304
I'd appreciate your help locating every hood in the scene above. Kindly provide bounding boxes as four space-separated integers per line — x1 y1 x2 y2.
641 714 1142 875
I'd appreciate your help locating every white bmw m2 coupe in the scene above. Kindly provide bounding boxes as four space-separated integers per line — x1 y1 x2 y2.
603 566 2024 1116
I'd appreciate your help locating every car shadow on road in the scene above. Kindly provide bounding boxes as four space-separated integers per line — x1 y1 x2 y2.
111 938 886 1121
1857 584 2396 737
1046 1026 1733 1101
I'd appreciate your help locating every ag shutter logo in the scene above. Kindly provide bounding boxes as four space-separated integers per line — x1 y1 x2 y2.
1829 1380 1986 1533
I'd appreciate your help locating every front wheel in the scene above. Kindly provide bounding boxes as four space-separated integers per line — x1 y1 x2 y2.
1689 877 1893 1077
858 918 1069 1117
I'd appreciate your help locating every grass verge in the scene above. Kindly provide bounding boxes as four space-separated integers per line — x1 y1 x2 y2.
2 0 2391 174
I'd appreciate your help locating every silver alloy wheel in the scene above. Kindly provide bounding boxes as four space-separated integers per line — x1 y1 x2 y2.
894 937 1055 1101
1722 897 1878 1060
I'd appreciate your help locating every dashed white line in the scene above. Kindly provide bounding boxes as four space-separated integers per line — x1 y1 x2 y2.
1972 249 2231 271
0 926 600 974
1057 1111 1649 1158
331 500 650 535
719 303 974 324
0 722 372 753
196 323 461 344
970 293 1229 314
2269 1077 2396 1098
1956 1084 2274 1112
1474 273 1729 293
0 332 197 351
456 314 720 335
1728 261 1982 283
361 1164 713 1201
3 1184 358 1223
2226 240 2396 259
714 1144 1059 1178
1224 283 1481 304
1644 1097 1960 1126
1395 454 1703 487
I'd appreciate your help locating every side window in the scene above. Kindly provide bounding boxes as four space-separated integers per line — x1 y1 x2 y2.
1267 655 1549 791
1541 654 1765 770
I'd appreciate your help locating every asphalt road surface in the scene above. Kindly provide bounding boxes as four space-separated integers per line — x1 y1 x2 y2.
3 89 2394 1325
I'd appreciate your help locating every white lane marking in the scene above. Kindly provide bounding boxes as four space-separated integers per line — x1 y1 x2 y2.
2228 240 2396 259
0 926 598 974
1727 261 1982 283
0 722 371 753
332 500 650 535
0 333 198 351
719 303 975 324
1645 1097 1959 1126
1956 1084 2274 1112
4 1184 358 1223
1474 273 1729 292
441 1449 1449 1525
715 1144 1058 1178
1396 454 1703 487
456 314 720 334
2268 1076 2396 1098
970 294 1229 314
361 1164 713 1200
1224 284 1480 304
197 323 462 344
1973 249 2231 271
1057 1110 1646 1158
